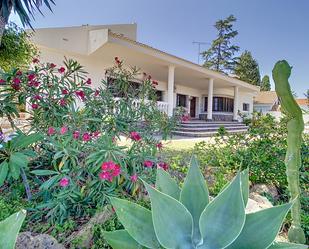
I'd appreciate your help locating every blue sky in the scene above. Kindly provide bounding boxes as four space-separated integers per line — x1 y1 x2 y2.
10 0 309 97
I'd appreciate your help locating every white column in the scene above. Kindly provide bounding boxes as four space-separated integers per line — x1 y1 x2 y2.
207 78 214 120
233 86 239 121
167 65 175 116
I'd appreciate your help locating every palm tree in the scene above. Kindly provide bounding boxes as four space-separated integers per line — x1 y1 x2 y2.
0 0 55 42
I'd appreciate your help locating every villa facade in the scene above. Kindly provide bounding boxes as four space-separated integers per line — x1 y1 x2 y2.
31 24 260 121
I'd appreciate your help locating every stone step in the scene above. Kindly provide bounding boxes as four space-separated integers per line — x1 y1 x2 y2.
172 129 247 137
179 123 247 128
181 121 239 125
175 126 248 132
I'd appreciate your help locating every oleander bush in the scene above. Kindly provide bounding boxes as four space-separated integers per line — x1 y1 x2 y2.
0 57 177 225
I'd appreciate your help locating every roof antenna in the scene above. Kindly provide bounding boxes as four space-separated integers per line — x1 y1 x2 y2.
192 41 210 64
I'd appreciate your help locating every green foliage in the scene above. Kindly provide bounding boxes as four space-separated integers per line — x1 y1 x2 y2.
234 50 261 85
0 23 38 72
202 15 239 73
163 113 309 243
0 132 42 199
0 1 54 29
261 75 271 91
273 60 306 243
0 210 26 249
0 58 175 224
105 157 306 249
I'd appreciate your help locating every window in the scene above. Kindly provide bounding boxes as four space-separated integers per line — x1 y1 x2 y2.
106 77 140 97
177 94 187 107
204 97 234 112
243 103 250 111
156 91 163 101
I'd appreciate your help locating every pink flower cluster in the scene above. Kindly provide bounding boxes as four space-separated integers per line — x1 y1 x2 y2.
181 115 190 122
59 177 69 187
99 161 121 182
47 126 100 142
158 162 169 171
130 131 141 141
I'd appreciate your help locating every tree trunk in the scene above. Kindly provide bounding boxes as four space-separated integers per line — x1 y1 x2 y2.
0 15 6 45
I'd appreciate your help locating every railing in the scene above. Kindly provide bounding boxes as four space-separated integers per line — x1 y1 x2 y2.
113 98 168 114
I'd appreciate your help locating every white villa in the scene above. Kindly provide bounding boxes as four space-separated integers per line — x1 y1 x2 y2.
31 24 259 121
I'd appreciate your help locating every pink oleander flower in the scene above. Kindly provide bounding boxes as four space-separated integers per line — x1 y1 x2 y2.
73 131 80 139
94 89 100 96
130 131 141 141
28 74 36 81
181 115 190 122
33 95 42 100
152 80 158 86
101 161 115 171
156 142 163 149
47 127 56 136
82 132 91 142
31 103 39 109
60 126 68 135
59 98 66 106
0 79 5 84
62 89 69 95
100 161 121 182
99 171 112 182
158 162 169 171
144 160 153 168
58 67 65 74
16 70 22 76
75 90 85 101
92 131 100 138
32 58 40 64
49 63 57 69
130 174 138 183
12 78 21 84
59 177 69 187
86 78 92 85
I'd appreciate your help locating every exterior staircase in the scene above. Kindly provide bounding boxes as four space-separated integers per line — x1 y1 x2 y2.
172 120 248 137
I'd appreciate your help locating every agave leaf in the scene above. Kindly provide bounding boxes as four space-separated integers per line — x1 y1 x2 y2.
143 181 193 249
226 202 293 249
180 156 209 244
0 210 26 249
110 197 159 249
240 168 249 207
156 167 181 200
103 230 146 249
268 242 308 249
199 173 245 249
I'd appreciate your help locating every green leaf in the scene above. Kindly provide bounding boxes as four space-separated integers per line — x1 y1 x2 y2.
9 152 28 180
240 168 249 207
0 161 8 186
199 173 245 249
110 197 159 248
103 230 145 249
0 210 26 249
180 156 209 244
155 167 181 200
12 133 42 149
143 181 193 249
226 202 293 249
31 170 59 176
268 242 308 249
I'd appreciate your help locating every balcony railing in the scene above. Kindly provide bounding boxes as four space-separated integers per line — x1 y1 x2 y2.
113 98 168 114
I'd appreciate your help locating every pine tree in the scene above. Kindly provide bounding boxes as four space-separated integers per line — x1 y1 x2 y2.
234 51 261 86
202 15 239 74
260 75 271 91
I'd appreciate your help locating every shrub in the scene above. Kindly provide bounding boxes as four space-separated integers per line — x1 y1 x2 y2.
0 57 176 224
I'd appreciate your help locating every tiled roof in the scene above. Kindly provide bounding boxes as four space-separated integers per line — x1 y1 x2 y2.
254 91 278 104
296 98 309 106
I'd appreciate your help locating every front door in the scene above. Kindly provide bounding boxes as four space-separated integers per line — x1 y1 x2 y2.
190 97 196 117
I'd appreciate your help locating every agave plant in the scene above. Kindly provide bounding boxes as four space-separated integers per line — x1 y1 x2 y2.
104 157 307 249
0 210 26 249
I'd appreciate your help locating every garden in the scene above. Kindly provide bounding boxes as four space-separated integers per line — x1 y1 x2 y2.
0 56 307 249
